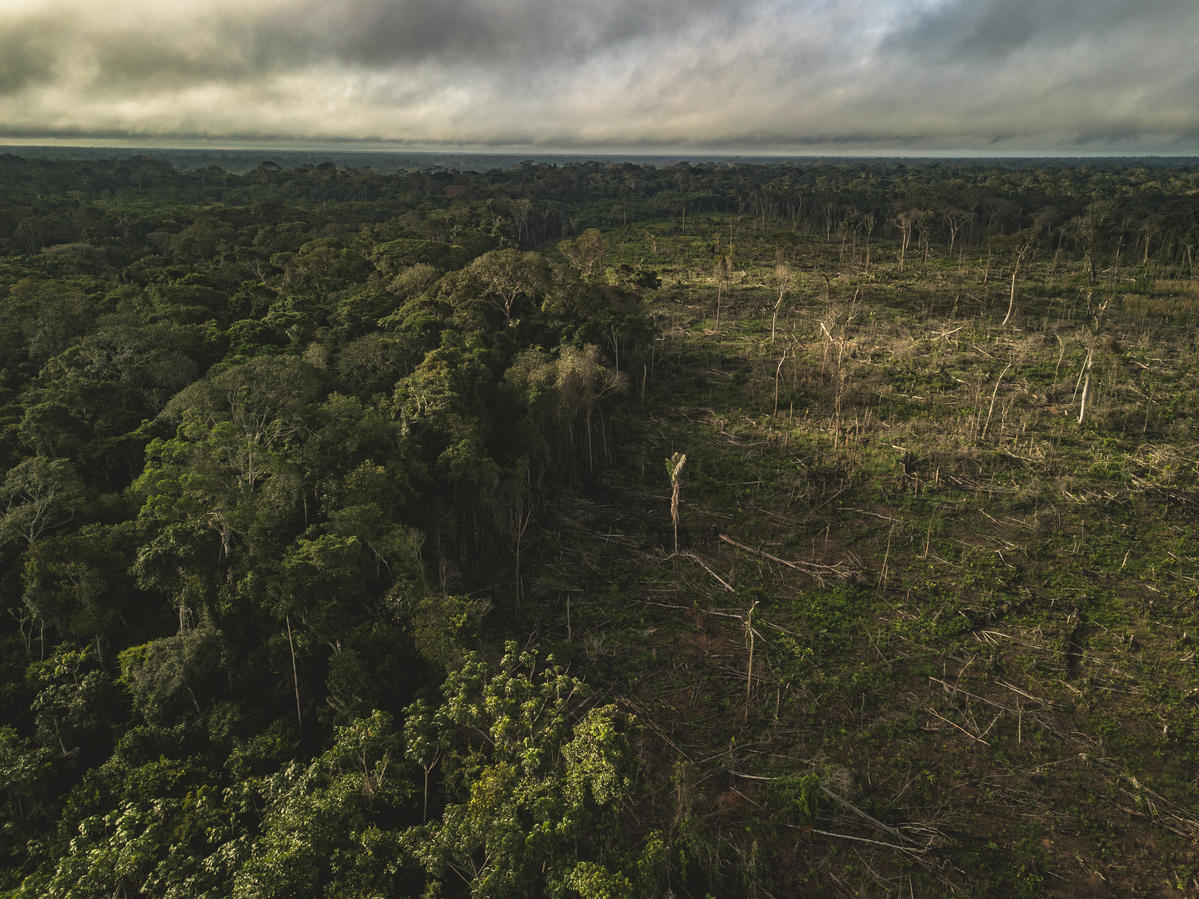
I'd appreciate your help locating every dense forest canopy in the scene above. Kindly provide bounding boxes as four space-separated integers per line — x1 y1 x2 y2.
2 153 1199 895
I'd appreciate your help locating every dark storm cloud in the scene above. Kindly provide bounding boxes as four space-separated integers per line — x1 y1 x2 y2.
867 0 1199 150
264 0 744 69
0 5 256 96
0 0 747 94
0 13 61 92
886 0 1197 64
0 43 49 95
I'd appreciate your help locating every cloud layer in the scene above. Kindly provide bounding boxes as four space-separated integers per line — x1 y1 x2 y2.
1 0 1196 153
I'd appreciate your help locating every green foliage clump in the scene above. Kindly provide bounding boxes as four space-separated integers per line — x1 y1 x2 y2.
402 643 642 897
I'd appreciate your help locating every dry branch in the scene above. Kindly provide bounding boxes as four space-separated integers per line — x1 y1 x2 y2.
718 533 858 583
682 552 737 593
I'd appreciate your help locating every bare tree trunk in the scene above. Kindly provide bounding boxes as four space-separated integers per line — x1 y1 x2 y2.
1077 350 1094 425
980 361 1012 441
774 350 787 416
744 601 759 722
286 613 302 733
511 494 532 615
896 213 913 271
666 453 687 555
1002 245 1029 327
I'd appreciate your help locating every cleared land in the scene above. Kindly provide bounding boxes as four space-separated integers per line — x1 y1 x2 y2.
549 216 1199 895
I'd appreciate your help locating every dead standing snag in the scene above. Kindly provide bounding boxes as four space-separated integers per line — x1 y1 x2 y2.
666 452 687 555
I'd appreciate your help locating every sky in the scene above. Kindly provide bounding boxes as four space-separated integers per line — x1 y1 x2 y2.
1 0 1197 155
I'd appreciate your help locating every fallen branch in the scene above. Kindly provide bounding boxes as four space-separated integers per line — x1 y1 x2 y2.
822 786 920 847
925 706 990 745
640 598 742 620
811 829 929 855
617 696 693 762
719 533 857 583
682 552 736 593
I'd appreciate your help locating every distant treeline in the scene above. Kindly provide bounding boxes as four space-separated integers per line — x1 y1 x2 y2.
3 154 1198 267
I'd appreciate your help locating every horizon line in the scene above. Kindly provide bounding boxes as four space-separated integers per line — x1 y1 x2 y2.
2 139 1198 162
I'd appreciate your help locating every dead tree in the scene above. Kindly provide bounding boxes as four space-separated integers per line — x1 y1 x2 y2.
1001 241 1033 327
666 453 687 555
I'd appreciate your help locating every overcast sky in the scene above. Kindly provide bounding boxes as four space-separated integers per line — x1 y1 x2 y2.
1 0 1196 154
